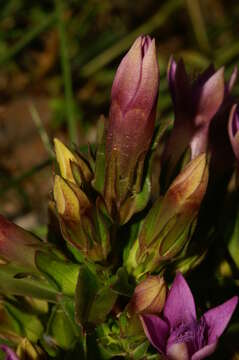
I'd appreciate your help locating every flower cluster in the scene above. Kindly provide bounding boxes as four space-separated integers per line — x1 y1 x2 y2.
0 35 238 360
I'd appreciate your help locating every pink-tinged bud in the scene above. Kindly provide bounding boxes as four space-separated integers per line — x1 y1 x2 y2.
0 215 44 270
106 35 159 199
228 104 239 161
128 275 167 315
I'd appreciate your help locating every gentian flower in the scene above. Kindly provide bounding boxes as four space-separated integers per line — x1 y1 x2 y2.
106 35 159 201
0 345 19 360
164 59 237 180
140 273 238 359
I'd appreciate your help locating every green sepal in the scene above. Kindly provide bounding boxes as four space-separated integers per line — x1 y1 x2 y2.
75 265 99 326
75 265 117 327
228 205 239 269
0 302 22 345
43 302 78 351
94 197 112 259
92 115 107 195
131 341 149 360
119 176 151 225
110 267 133 297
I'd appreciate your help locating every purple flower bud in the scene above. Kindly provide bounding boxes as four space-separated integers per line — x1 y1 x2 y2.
106 35 159 196
228 104 239 161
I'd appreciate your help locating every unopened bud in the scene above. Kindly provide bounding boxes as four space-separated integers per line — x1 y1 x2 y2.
105 35 159 202
53 175 90 220
128 276 167 315
54 138 92 184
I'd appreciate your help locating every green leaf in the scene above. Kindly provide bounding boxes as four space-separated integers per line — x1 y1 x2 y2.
45 305 76 350
119 176 151 224
75 265 99 326
111 267 133 297
5 303 44 343
92 116 107 194
35 252 80 296
0 264 59 302
88 287 117 324
75 265 118 326
228 206 239 269
131 341 149 360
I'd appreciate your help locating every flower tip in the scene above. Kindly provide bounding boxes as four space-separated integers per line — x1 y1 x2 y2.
54 138 77 183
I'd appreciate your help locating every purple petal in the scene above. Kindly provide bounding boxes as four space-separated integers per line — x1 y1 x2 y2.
129 38 159 117
111 36 142 111
191 342 218 360
0 345 19 360
167 56 177 104
190 68 224 159
227 66 238 93
140 314 169 353
193 64 215 88
164 273 196 327
203 296 238 344
195 67 224 125
228 104 239 161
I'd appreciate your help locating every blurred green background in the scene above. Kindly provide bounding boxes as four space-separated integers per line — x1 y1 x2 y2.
0 0 238 234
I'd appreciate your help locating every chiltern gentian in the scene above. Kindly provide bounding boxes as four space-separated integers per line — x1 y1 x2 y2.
106 35 159 201
140 273 238 359
164 58 225 176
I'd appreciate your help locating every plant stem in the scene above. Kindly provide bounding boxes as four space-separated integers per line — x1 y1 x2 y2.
55 0 78 145
29 103 54 158
185 0 210 54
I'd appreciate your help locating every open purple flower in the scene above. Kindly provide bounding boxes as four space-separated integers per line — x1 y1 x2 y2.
140 273 238 359
0 345 19 360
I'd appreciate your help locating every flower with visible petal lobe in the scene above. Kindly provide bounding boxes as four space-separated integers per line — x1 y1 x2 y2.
0 345 19 360
141 273 238 359
164 58 237 181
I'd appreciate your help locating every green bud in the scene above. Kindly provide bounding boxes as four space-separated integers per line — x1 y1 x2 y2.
53 175 91 220
54 138 92 184
126 154 208 277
